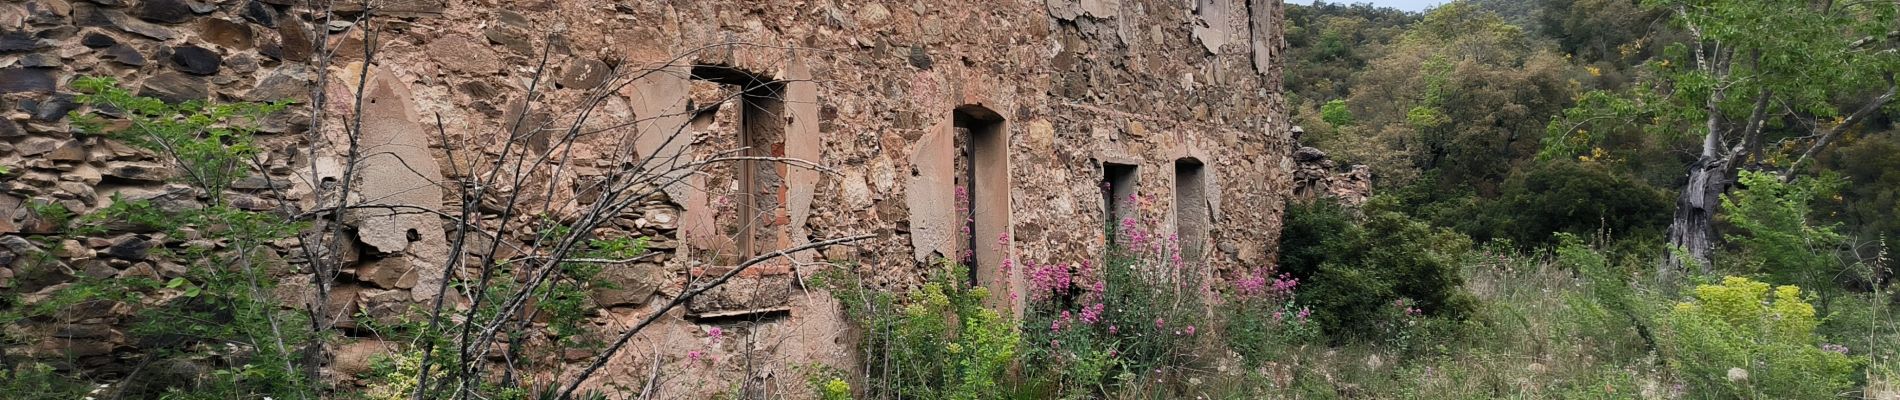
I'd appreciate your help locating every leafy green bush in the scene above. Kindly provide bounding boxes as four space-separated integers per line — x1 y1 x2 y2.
1321 99 1355 126
1476 160 1671 246
1277 200 1477 343
824 261 1018 400
1720 170 1849 290
1660 276 1859 399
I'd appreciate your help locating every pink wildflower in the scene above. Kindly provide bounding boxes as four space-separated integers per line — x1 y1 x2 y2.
1184 325 1196 336
1154 317 1166 329
1236 273 1268 297
708 327 724 341
688 350 704 362
1080 303 1105 325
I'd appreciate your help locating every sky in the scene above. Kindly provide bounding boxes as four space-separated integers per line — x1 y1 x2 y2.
1291 0 1444 12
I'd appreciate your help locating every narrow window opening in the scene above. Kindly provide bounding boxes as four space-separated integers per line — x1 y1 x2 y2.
1175 158 1209 263
953 106 1008 290
689 65 788 266
1102 162 1139 234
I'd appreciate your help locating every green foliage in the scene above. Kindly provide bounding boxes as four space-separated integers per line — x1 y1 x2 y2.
0 363 93 400
70 76 287 197
1277 200 1476 343
23 201 72 229
1660 276 1860 399
1319 99 1355 126
1720 170 1848 289
824 261 1018 400
1444 160 1673 246
2 77 314 399
1824 133 1900 258
802 363 854 400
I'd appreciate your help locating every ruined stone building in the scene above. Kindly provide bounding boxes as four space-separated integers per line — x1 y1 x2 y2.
2 0 1302 396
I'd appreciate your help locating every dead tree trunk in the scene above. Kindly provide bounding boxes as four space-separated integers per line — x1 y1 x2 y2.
1667 156 1726 275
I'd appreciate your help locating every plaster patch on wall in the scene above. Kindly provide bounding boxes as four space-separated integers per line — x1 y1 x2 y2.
905 117 957 262
330 63 451 302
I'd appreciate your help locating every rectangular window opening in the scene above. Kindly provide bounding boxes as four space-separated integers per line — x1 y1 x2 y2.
689 65 788 266
1103 162 1139 235
953 106 1008 290
1175 158 1209 264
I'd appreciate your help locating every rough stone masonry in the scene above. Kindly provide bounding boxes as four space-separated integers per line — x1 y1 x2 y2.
0 0 1355 396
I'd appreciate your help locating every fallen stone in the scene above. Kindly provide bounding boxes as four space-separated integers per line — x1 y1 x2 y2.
199 19 253 50
138 72 207 103
168 45 220 75
0 67 55 94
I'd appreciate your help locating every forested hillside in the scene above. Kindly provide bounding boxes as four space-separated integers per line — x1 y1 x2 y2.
1274 0 1899 398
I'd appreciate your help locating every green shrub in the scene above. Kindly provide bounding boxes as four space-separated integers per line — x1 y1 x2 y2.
1720 170 1849 290
824 261 1018 400
1321 99 1356 126
1495 160 1670 245
1660 276 1860 399
1277 200 1477 343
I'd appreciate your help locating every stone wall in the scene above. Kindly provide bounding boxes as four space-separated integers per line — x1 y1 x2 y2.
2 0 1292 397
